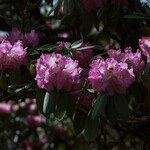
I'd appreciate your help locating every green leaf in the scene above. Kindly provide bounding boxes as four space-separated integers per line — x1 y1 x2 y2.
106 98 117 124
73 109 87 135
58 92 75 118
71 40 82 49
141 65 150 89
9 70 21 85
114 94 129 121
83 117 100 142
92 94 107 120
63 0 75 15
43 91 56 117
36 88 46 114
0 72 7 91
55 111 66 121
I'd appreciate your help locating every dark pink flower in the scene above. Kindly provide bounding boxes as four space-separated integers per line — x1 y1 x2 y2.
139 37 150 66
7 27 26 45
25 30 39 47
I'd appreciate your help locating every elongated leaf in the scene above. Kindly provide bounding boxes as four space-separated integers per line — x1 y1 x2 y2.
0 72 7 91
106 97 117 124
71 40 82 49
63 0 75 15
43 92 56 117
83 117 100 141
36 88 46 114
92 94 107 120
114 94 129 120
73 109 87 135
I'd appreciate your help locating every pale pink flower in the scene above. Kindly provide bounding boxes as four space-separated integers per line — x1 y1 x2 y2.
25 115 44 127
0 40 27 70
0 103 12 115
88 58 135 95
108 48 145 75
35 53 82 91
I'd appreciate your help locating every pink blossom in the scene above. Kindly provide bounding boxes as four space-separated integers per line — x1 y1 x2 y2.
7 28 39 47
0 103 13 115
25 30 39 47
139 37 150 66
88 58 135 95
28 103 37 114
7 27 26 45
0 40 27 70
35 53 82 91
25 115 44 127
72 43 94 68
108 48 145 75
56 41 71 51
107 49 124 62
124 48 145 75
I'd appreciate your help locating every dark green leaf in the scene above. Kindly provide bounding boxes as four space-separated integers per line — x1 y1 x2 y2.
83 117 100 141
106 97 118 124
114 94 129 120
73 109 87 135
0 72 7 91
9 70 21 85
36 88 46 114
92 94 107 120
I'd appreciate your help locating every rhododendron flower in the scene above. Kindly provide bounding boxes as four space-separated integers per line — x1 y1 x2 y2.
7 27 26 45
25 115 44 127
88 58 135 95
7 28 39 47
139 37 150 66
56 41 71 51
107 49 124 62
72 43 93 68
25 30 39 47
124 48 145 75
108 48 145 75
0 40 27 70
0 103 13 115
35 53 82 91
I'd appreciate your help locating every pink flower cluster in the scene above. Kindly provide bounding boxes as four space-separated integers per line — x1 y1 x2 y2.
35 53 82 91
89 58 135 95
139 37 150 66
108 48 145 76
0 40 27 70
7 27 39 47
